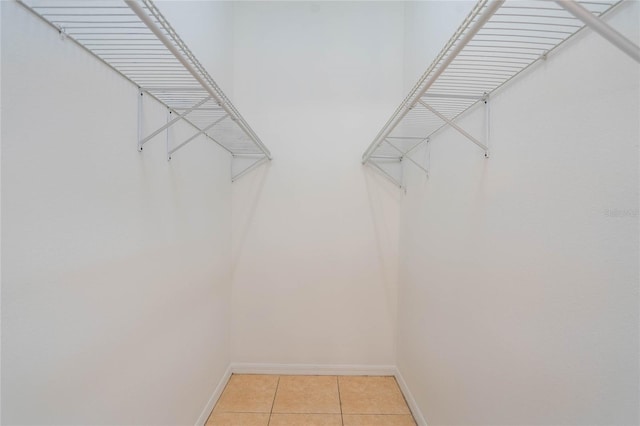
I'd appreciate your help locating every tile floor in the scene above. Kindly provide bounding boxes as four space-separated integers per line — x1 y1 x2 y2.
206 374 416 426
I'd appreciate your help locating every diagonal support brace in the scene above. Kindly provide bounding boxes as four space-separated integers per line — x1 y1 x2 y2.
384 138 430 176
138 95 211 148
231 155 269 182
367 160 403 188
418 99 488 154
167 114 229 160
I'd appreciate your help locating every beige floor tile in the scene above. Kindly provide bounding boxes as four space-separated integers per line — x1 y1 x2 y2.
338 376 411 415
214 374 279 413
343 414 416 426
272 375 341 414
269 413 342 426
206 412 270 426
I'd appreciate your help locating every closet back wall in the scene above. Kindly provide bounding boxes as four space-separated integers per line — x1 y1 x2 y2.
230 1 404 367
1 2 234 424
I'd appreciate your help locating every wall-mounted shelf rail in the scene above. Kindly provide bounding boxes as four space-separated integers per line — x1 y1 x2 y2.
362 0 635 187
18 0 271 181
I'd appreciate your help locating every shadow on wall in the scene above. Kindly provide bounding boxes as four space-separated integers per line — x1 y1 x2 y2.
231 162 271 276
363 164 402 329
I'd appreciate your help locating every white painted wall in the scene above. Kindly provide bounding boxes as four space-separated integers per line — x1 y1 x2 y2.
398 2 640 425
156 1 235 97
403 1 474 92
229 1 403 366
1 2 234 424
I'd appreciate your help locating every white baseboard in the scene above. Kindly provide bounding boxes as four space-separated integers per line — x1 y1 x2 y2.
195 364 232 426
230 362 397 376
394 367 428 426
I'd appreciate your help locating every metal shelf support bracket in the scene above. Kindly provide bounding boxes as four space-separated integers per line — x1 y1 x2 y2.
367 159 404 189
484 93 490 158
231 155 269 182
168 114 229 160
384 138 430 177
139 96 211 149
137 90 144 152
418 100 489 154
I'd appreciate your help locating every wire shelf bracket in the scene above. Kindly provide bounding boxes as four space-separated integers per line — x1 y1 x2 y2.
18 0 272 181
368 157 404 189
231 154 270 182
361 0 634 187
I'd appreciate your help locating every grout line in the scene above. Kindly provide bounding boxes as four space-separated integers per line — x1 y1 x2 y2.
261 412 343 415
267 376 280 426
340 413 416 416
337 376 344 426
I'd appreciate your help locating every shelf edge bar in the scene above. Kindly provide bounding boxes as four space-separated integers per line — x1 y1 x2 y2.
555 0 640 63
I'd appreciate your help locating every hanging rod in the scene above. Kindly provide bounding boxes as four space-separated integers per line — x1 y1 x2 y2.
554 0 640 62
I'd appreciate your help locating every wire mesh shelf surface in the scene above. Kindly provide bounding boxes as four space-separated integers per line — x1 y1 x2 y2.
363 0 621 163
19 0 270 158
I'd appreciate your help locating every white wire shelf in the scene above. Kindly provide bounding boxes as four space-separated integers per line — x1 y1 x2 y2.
19 0 271 180
362 0 628 187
